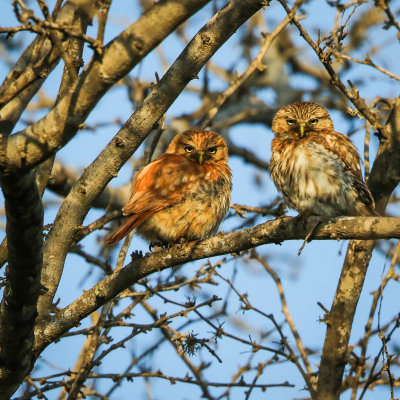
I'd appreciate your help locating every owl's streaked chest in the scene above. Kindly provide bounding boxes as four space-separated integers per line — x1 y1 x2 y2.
272 139 344 183
270 137 355 215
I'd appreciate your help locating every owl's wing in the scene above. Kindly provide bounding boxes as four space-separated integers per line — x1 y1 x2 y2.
322 132 362 176
323 132 376 212
123 153 202 215
105 154 203 245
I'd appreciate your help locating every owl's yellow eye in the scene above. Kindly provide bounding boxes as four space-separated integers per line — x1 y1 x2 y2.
287 119 296 126
208 147 217 154
185 145 194 153
310 118 318 125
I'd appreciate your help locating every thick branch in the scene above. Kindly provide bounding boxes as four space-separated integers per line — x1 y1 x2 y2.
0 172 43 399
368 97 400 212
38 0 270 317
34 216 400 355
0 0 211 173
47 161 130 209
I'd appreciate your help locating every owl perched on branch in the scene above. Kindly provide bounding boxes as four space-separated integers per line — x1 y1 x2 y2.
105 129 232 245
270 102 378 217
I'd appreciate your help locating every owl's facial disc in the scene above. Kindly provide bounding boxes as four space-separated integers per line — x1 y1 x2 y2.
273 102 335 139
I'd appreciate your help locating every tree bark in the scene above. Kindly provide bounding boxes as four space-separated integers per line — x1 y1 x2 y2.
0 172 43 399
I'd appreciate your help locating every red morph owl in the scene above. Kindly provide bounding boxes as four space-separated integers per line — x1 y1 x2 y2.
105 129 232 245
270 102 378 217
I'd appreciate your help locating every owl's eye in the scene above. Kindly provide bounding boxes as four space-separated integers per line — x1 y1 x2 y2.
310 118 319 125
286 119 296 126
208 147 217 154
185 145 194 153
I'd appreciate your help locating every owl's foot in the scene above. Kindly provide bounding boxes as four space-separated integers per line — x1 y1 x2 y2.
297 216 323 256
131 250 144 260
273 202 288 218
294 210 313 226
149 241 168 252
173 237 188 250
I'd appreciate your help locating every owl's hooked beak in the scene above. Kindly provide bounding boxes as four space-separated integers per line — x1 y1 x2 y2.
197 150 205 165
299 123 306 138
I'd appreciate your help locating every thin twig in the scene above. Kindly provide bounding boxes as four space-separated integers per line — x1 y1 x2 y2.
200 0 304 128
333 51 400 82
251 251 317 389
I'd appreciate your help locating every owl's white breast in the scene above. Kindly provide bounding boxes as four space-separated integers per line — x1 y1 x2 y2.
270 139 356 215
292 142 343 198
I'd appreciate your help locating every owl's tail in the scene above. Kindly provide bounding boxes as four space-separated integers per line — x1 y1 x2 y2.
105 212 151 245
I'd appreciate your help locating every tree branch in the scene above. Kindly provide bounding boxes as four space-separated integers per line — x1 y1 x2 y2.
0 171 43 398
34 216 400 355
277 0 386 133
200 0 302 129
47 160 130 210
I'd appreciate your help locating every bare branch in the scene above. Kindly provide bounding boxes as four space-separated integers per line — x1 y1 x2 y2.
34 215 400 355
47 160 130 210
0 1 89 135
277 0 386 133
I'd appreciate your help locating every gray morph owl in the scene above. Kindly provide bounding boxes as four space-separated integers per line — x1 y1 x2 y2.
269 102 378 216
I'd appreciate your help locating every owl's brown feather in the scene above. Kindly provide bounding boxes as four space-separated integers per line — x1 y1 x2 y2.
270 102 378 216
105 130 232 245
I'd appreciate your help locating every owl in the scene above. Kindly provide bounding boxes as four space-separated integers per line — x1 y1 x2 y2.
105 129 232 245
269 102 378 217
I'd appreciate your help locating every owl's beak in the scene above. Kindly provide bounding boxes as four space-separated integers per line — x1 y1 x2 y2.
197 151 205 165
299 123 306 138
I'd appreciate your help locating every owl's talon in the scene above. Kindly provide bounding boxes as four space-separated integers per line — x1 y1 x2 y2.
131 250 144 260
273 202 287 217
297 216 323 256
149 242 165 252
294 210 313 227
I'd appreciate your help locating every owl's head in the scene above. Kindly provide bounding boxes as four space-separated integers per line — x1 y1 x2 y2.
272 102 334 139
167 129 228 165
